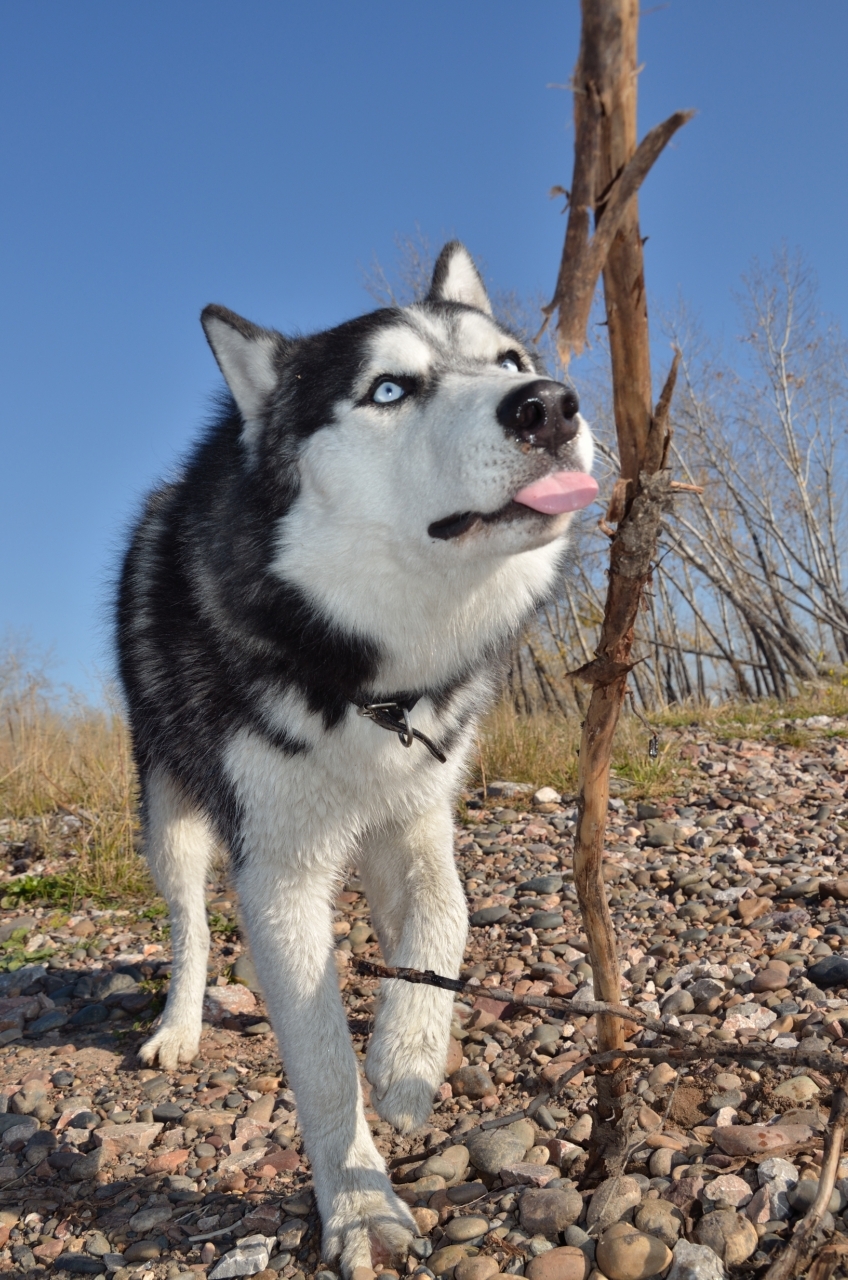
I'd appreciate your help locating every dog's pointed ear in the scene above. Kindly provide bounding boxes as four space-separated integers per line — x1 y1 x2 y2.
427 241 492 315
201 304 280 423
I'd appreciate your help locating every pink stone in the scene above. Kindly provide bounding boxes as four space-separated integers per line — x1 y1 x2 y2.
547 1138 581 1167
202 984 257 1022
746 1186 772 1224
473 995 511 1019
499 1161 560 1187
525 1246 590 1280
33 1239 64 1261
93 1121 163 1154
713 1124 813 1156
145 1148 190 1174
254 1148 299 1173
702 1174 753 1207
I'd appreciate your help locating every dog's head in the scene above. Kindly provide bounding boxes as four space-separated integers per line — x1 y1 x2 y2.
201 243 596 674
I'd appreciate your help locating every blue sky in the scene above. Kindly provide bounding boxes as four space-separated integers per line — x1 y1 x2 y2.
2 1 846 698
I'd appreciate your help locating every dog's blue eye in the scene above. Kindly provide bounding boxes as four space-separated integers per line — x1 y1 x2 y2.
499 353 521 373
372 380 406 404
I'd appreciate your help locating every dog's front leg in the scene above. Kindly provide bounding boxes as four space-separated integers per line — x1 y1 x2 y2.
360 805 468 1132
235 854 415 1277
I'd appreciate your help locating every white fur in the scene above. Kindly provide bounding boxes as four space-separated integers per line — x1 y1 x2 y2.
138 273 594 1276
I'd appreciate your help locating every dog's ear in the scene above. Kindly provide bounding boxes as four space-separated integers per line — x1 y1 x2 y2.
427 242 493 315
201 304 281 424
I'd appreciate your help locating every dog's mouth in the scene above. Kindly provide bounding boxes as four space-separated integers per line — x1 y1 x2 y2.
428 470 598 542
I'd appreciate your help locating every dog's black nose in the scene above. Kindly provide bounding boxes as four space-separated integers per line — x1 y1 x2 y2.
497 380 579 455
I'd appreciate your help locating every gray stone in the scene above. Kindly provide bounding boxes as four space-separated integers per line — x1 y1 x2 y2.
688 979 725 1004
528 912 564 931
520 1187 583 1235
73 1146 111 1178
69 1002 110 1027
0 964 46 995
634 1199 684 1247
757 1158 798 1189
129 1203 174 1233
519 876 564 895
153 1101 186 1121
694 1210 757 1266
208 1235 275 1279
470 905 510 926
25 1008 68 1035
0 1114 38 1146
528 1023 564 1048
645 822 677 847
708 1091 743 1112
467 1123 530 1174
85 1232 112 1257
444 1215 489 1242
787 1179 841 1214
55 1255 105 1274
97 971 139 999
661 990 695 1017
666 1240 726 1280
806 955 848 988
586 1176 643 1231
232 953 262 992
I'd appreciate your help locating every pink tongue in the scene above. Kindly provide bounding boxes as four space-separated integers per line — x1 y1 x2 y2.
514 470 599 514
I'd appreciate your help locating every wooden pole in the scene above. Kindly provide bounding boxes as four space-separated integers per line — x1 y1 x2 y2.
543 0 692 1129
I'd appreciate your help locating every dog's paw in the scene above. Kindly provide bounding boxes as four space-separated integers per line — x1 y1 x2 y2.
139 1022 200 1070
365 1029 441 1133
323 1184 416 1277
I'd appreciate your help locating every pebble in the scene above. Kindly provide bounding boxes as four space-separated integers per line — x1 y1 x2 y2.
450 1065 495 1099
595 1224 673 1280
773 1075 819 1102
712 1124 813 1156
787 1179 842 1213
694 1210 758 1265
429 1243 472 1275
445 1215 489 1242
586 1176 643 1231
208 1235 275 1278
634 1200 683 1247
524 1246 590 1280
567 1114 593 1144
124 1239 162 1262
701 1175 753 1208
54 1256 105 1273
130 1203 174 1232
661 990 694 1017
25 1008 68 1035
647 1063 678 1089
520 1187 584 1234
454 1259 500 1280
666 1240 726 1280
806 955 848 988
467 1123 530 1174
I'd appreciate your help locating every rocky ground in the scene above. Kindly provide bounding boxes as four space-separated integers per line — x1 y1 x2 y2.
0 713 846 1280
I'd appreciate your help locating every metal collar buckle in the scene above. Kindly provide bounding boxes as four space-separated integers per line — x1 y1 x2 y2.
357 700 447 764
358 700 414 748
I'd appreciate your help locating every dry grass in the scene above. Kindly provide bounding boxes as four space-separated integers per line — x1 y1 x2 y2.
474 678 848 801
0 655 149 901
473 699 682 800
3 644 847 903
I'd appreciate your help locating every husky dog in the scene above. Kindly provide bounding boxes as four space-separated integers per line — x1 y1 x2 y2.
116 242 596 1274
